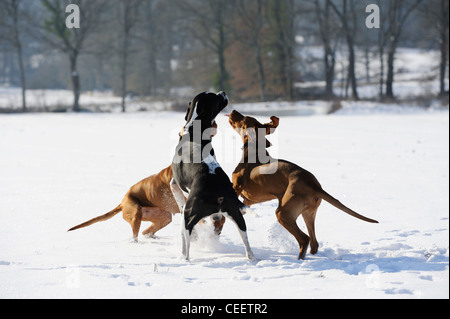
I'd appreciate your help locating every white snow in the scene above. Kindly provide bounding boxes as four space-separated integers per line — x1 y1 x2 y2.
0 104 448 299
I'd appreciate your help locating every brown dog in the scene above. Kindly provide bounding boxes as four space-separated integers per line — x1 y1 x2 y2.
228 110 378 260
68 165 178 240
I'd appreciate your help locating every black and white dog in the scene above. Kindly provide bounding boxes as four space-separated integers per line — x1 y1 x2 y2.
171 91 255 261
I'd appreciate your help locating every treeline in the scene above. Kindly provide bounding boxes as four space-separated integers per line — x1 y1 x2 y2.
0 0 448 112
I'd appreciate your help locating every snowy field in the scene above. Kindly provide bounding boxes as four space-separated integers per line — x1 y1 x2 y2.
0 103 448 299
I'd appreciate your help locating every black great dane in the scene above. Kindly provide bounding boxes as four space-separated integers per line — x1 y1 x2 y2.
171 91 255 261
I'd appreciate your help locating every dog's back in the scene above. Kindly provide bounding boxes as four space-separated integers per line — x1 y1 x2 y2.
128 165 178 213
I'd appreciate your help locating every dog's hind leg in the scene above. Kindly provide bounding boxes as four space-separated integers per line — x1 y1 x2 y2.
170 179 186 212
130 209 143 242
141 207 173 238
181 199 215 260
180 199 195 260
180 211 191 260
276 188 314 260
276 194 311 260
121 197 143 242
302 204 320 255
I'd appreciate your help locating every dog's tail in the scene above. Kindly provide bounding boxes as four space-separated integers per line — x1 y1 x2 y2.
318 190 378 224
68 205 122 232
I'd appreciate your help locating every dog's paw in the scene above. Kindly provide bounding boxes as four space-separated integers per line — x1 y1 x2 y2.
129 238 139 244
247 255 259 263
177 254 190 263
143 233 157 239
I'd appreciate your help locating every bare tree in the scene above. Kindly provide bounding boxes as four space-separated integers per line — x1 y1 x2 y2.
329 0 359 100
176 0 233 92
437 0 449 97
148 1 177 97
421 0 449 98
0 0 27 111
375 0 388 98
266 0 296 100
233 0 268 101
116 0 143 112
384 0 423 99
39 0 108 112
314 0 339 98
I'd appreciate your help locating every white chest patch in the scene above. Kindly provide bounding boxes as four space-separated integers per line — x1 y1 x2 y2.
203 155 221 175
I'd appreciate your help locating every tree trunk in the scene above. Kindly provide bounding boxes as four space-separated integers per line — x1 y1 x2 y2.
347 36 359 100
148 50 157 96
269 0 290 99
384 0 423 100
386 42 397 99
324 47 336 98
254 0 266 101
439 0 449 97
255 45 267 101
285 45 294 100
216 4 228 92
364 48 370 84
70 53 81 112
379 50 385 98
121 36 128 113
16 37 26 112
378 31 385 98
439 30 447 97
217 43 227 91
316 0 335 98
12 0 26 111
329 0 358 100
121 51 127 113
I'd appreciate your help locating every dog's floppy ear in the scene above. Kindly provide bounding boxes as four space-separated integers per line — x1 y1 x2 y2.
185 102 192 121
264 116 280 135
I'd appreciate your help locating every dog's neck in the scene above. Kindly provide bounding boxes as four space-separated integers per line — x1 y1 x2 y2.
178 124 215 160
180 120 213 142
240 140 272 166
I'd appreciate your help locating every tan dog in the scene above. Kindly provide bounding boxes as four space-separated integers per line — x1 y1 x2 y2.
228 110 378 260
68 122 225 241
68 165 178 240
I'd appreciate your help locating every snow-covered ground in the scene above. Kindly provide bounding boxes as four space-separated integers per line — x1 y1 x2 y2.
0 102 448 299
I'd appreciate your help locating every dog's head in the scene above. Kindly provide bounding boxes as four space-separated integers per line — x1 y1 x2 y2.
184 91 229 131
228 110 279 148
